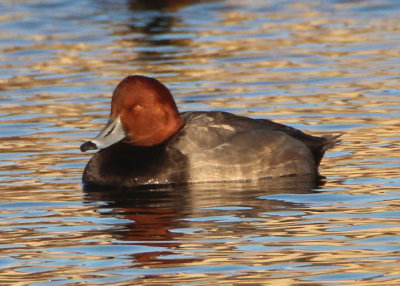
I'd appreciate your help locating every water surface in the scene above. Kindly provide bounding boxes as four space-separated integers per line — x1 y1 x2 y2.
1 0 400 285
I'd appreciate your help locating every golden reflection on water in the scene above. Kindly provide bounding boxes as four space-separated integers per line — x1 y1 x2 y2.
1 0 400 284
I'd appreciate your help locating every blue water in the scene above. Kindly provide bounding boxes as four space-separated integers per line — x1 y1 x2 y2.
1 0 400 285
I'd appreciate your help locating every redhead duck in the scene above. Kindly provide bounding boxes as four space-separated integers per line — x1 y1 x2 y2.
80 75 340 187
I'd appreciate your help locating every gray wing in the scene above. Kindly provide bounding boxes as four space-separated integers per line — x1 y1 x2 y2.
170 112 316 183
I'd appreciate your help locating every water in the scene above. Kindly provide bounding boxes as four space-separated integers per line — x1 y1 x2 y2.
1 0 400 284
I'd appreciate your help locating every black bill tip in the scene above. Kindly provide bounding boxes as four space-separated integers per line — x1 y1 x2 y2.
80 141 97 152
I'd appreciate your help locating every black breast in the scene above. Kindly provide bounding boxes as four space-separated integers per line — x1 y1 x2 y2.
82 141 188 187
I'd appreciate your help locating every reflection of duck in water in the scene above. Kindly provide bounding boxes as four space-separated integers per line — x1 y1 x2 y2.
80 75 340 187
83 177 320 265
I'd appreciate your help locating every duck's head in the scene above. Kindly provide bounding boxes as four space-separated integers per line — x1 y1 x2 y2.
80 75 183 152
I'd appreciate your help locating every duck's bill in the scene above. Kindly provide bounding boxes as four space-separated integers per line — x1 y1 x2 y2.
80 115 127 152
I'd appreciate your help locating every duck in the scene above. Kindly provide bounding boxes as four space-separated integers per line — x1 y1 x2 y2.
80 75 340 187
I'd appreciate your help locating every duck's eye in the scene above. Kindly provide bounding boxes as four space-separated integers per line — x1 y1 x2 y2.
134 105 144 111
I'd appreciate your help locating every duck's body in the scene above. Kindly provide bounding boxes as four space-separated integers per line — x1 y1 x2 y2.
81 84 339 187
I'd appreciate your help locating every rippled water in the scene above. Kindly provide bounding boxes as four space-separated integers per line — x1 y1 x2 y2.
1 0 400 284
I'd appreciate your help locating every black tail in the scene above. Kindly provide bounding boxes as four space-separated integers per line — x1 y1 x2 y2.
312 133 342 166
321 134 342 152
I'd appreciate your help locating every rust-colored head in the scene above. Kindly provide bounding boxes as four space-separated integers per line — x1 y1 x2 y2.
81 75 184 151
110 75 184 146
